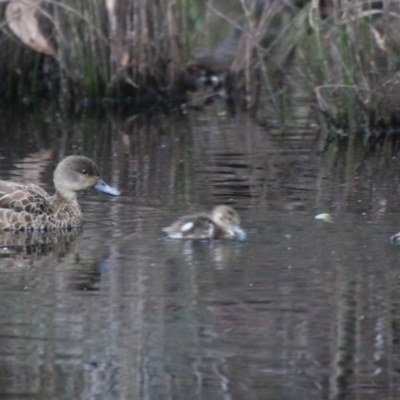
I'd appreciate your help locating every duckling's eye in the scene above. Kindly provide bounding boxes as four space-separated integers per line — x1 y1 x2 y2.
81 169 88 175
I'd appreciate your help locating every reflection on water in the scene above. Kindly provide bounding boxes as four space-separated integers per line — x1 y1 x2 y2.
0 104 400 399
0 229 81 256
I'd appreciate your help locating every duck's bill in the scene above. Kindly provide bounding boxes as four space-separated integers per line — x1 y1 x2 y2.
233 226 246 241
94 178 121 196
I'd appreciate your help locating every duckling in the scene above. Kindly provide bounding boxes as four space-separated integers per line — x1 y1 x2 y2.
163 205 246 240
0 155 120 231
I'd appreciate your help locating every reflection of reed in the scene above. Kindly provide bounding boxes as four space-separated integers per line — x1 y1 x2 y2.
108 112 194 207
316 136 400 214
106 105 323 216
11 149 53 183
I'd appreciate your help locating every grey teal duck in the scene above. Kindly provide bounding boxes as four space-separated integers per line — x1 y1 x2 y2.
0 155 120 231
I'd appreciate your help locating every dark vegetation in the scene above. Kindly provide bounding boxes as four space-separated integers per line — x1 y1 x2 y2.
1 0 400 133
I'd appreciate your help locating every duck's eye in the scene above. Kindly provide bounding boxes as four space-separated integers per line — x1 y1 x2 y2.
81 169 88 175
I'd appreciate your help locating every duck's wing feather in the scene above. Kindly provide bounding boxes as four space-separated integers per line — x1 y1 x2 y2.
0 181 51 215
0 208 35 230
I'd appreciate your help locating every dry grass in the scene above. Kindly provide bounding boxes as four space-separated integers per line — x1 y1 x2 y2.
1 0 189 102
2 0 400 136
293 0 400 134
0 0 295 108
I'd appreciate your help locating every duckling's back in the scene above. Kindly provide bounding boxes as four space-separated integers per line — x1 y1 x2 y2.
163 213 216 239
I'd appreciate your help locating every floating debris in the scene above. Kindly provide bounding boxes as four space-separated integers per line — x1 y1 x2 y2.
315 213 333 223
390 232 400 244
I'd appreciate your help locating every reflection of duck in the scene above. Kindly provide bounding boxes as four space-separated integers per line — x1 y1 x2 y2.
0 229 82 258
0 156 120 231
163 205 246 240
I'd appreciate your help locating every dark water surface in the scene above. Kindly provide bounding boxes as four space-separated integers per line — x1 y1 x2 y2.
1 104 400 400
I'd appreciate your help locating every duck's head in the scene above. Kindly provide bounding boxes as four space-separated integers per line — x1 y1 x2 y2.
211 205 246 240
53 156 121 199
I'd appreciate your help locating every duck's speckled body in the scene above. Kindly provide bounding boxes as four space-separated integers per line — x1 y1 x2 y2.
0 155 120 231
163 205 246 240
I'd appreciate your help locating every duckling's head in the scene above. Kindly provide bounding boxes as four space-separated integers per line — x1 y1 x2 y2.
212 205 240 226
53 156 120 199
211 205 246 240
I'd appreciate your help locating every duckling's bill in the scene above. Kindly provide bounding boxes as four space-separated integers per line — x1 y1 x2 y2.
233 226 246 240
94 178 121 196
